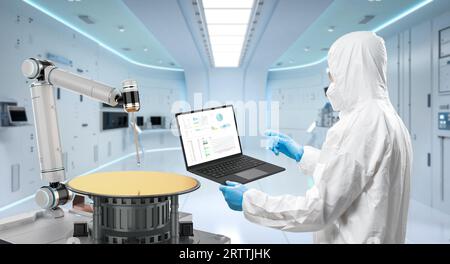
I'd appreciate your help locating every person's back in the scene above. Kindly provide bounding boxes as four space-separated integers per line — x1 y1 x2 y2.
315 99 412 243
376 101 412 243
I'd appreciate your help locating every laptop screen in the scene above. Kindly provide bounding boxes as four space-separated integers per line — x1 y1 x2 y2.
177 106 242 167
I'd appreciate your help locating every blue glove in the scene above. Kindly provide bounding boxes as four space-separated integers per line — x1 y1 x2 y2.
265 131 304 162
219 181 248 211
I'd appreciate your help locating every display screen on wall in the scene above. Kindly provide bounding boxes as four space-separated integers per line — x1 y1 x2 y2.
8 107 27 122
136 116 144 127
102 112 128 130
440 26 450 58
150 116 162 126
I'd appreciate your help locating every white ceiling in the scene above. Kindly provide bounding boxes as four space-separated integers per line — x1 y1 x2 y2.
124 0 333 72
25 0 450 73
24 0 183 71
124 0 207 71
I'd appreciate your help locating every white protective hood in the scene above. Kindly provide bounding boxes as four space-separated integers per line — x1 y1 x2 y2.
326 31 390 113
242 31 413 244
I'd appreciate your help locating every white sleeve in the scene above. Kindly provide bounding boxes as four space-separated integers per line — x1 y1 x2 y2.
243 187 325 232
242 152 370 232
242 114 389 232
298 146 321 176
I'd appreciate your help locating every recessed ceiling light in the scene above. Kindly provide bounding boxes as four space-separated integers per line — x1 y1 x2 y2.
210 36 245 45
202 0 254 9
328 26 335 32
304 47 310 52
202 0 255 67
207 24 248 36
204 9 252 24
118 26 125 32
211 44 243 53
212 52 241 67
143 47 148 52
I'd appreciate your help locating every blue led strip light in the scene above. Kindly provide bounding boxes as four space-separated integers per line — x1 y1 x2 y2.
269 0 434 72
22 0 184 72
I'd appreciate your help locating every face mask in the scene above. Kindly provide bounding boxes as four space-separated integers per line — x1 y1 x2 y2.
326 82 343 112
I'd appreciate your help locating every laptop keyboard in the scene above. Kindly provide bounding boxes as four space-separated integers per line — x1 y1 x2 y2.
198 156 264 178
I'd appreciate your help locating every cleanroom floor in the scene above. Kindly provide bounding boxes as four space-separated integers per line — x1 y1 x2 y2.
1 143 450 244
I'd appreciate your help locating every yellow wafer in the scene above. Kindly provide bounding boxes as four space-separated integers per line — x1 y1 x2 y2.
67 171 200 197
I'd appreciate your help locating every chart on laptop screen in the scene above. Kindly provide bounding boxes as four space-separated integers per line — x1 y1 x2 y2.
177 107 241 167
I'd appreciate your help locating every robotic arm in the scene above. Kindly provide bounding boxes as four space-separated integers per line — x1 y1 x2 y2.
21 58 140 210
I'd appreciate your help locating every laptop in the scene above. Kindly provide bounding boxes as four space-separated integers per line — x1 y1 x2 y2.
176 105 285 184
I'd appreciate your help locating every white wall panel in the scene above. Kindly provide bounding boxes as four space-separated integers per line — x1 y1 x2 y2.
386 34 400 112
410 21 433 206
431 11 450 213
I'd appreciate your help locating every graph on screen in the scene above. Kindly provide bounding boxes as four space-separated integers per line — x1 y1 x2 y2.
177 107 241 167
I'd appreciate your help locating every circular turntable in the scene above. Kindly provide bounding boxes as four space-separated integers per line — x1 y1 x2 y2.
67 171 200 244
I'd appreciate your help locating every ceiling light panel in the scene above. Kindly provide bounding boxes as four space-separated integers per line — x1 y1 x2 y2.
202 0 254 9
210 36 245 45
207 24 248 36
211 44 243 53
202 0 255 68
212 52 241 67
204 9 252 24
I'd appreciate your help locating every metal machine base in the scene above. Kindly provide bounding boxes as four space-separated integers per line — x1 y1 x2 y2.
0 209 230 244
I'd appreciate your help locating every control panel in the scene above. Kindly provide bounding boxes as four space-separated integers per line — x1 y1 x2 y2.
437 27 450 137
439 112 450 130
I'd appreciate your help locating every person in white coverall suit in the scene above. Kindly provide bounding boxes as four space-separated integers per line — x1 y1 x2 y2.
219 31 413 244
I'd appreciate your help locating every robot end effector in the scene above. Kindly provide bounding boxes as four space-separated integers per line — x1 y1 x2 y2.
22 58 140 210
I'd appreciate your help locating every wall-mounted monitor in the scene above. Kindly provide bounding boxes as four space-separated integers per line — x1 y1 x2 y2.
102 112 128 130
0 101 17 126
150 116 162 126
439 26 450 58
149 116 165 129
136 116 144 127
7 106 27 125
